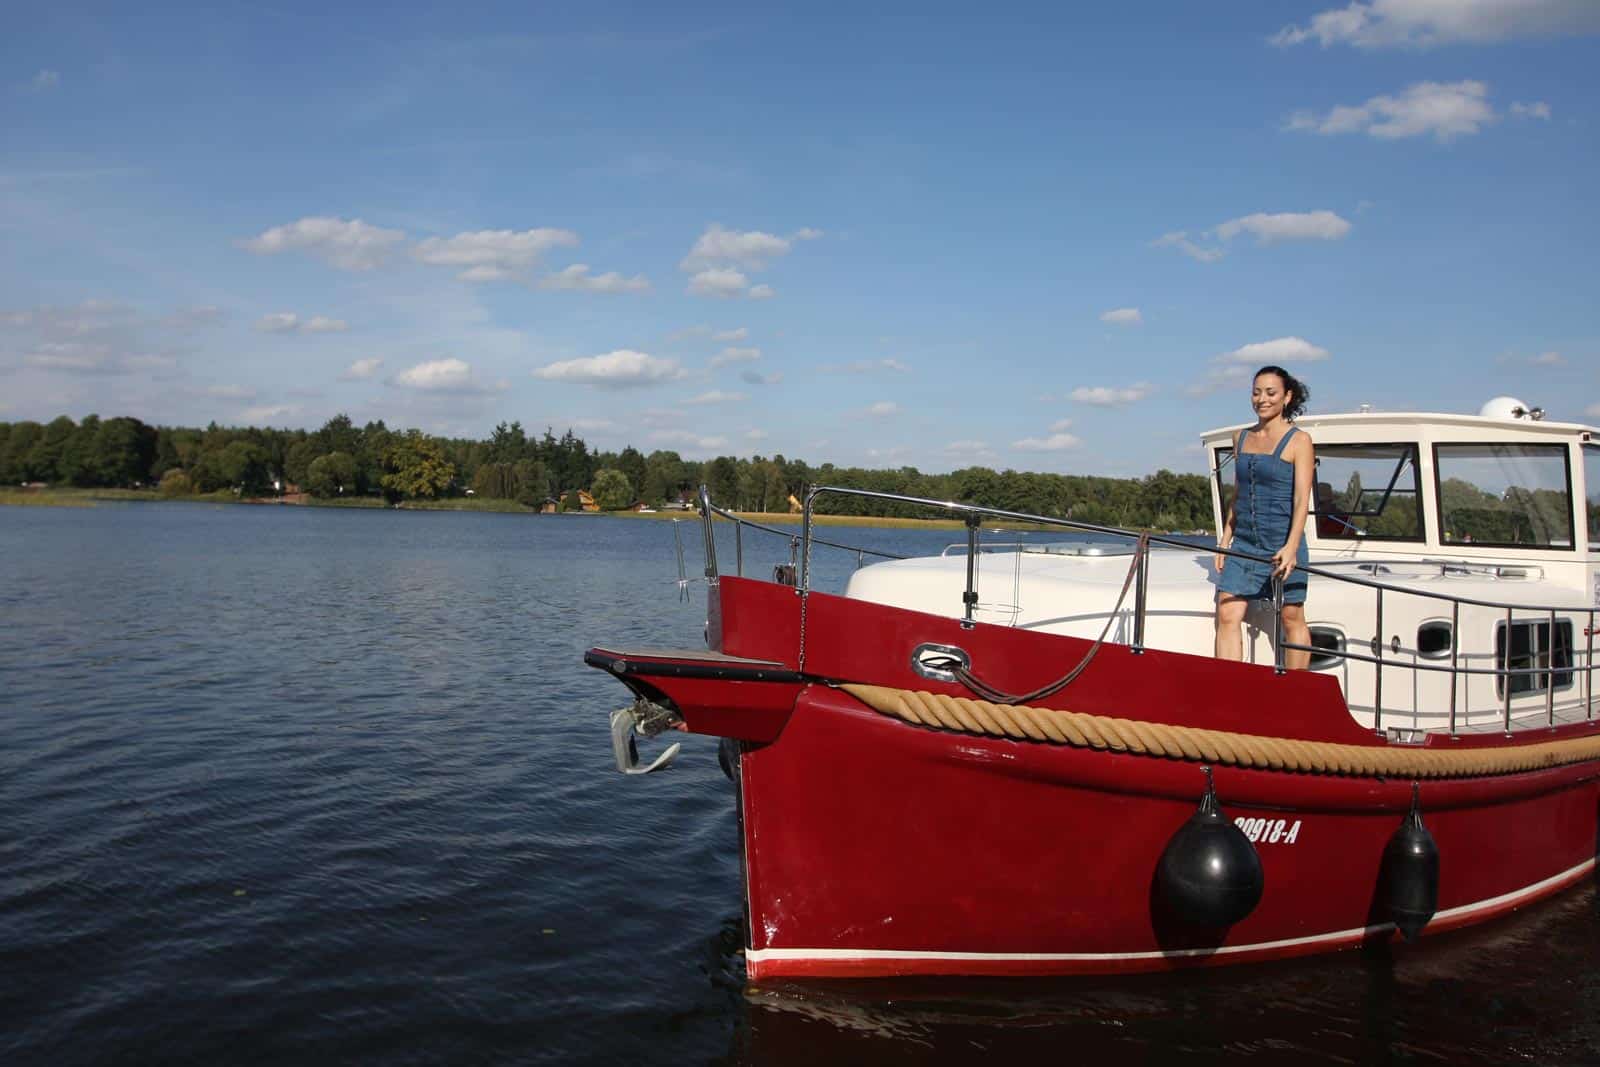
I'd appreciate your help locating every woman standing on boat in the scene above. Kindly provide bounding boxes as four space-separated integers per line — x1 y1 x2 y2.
1214 366 1314 669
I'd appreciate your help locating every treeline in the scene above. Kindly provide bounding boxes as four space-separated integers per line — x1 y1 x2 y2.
0 413 1216 529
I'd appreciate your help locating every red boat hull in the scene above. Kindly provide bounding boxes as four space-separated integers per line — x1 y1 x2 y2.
590 577 1600 979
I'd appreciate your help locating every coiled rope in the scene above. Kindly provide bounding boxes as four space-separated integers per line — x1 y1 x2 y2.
839 683 1600 780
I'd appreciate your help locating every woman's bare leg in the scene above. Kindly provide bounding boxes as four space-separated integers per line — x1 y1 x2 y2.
1281 603 1310 671
1215 595 1248 660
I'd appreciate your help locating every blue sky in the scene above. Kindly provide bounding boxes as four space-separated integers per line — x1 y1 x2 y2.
2 1 1597 477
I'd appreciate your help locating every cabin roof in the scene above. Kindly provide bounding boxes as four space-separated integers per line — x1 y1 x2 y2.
1200 410 1597 446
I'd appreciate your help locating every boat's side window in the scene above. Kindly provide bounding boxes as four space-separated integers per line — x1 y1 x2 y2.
1495 619 1574 697
1583 443 1599 553
1306 626 1345 671
1310 444 1423 541
1416 621 1453 659
1435 443 1574 550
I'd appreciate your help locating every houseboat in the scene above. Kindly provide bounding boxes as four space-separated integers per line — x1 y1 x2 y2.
586 399 1599 979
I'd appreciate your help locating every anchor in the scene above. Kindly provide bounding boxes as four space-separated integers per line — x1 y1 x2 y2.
610 696 683 775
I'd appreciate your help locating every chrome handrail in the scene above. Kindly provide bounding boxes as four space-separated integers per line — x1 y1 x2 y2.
693 483 1597 736
696 491 904 579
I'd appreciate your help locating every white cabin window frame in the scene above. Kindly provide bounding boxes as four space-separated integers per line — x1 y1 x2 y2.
1433 442 1576 552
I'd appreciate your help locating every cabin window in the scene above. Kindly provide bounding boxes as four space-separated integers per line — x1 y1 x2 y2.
1307 626 1345 671
1495 619 1574 698
1416 621 1453 659
1435 444 1574 550
1584 444 1599 551
1310 444 1423 541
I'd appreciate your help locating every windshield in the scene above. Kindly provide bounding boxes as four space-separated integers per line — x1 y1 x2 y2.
1435 443 1574 549
1311 443 1423 541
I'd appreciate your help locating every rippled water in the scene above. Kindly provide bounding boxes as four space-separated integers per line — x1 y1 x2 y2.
2 503 1597 1065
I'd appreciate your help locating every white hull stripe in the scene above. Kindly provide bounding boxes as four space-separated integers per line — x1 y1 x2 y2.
746 857 1595 965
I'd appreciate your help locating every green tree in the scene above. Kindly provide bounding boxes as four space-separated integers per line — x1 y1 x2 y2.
562 488 584 512
305 451 358 497
26 415 77 482
513 458 551 506
381 430 455 500
93 417 158 486
591 467 633 510
192 440 272 494
158 468 194 497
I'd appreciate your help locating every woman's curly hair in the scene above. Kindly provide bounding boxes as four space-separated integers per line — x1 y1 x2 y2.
1255 365 1309 421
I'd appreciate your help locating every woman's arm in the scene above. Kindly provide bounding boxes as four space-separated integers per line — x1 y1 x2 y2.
1271 433 1314 578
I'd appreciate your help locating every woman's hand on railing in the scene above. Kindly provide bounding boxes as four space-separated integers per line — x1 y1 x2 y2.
1214 543 1229 573
1270 543 1297 579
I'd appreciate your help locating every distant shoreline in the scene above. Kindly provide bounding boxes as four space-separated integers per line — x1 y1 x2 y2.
0 487 1207 534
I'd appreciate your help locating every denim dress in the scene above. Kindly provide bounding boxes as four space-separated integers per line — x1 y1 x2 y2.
1218 427 1309 604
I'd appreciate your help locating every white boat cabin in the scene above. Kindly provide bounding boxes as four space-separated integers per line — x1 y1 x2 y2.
843 400 1599 734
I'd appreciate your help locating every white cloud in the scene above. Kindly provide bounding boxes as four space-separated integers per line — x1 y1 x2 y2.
241 216 406 271
714 327 748 342
255 312 299 333
943 439 995 459
867 401 900 416
1510 100 1552 120
254 312 348 334
741 369 783 386
1049 418 1075 433
532 349 687 389
205 384 255 400
687 390 747 405
822 358 912 374
680 224 796 272
1215 210 1352 244
392 357 503 394
1012 432 1082 452
1219 337 1332 365
746 428 770 441
687 267 754 299
239 404 298 424
1100 307 1142 326
650 429 730 453
748 284 776 300
1271 1 1600 49
1285 81 1496 141
793 227 825 241
412 228 580 282
341 357 384 380
1152 231 1224 263
537 264 650 293
1070 383 1153 406
1497 350 1565 368
710 346 762 368
29 70 61 92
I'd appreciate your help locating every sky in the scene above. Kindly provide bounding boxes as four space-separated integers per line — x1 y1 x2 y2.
2 0 1597 478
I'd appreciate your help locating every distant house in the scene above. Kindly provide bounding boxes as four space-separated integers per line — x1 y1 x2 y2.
540 497 560 514
577 490 600 512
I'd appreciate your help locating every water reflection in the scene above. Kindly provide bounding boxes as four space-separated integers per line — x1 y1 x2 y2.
728 884 1600 1065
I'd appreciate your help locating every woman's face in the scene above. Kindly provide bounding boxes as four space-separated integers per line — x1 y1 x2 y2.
1251 373 1292 421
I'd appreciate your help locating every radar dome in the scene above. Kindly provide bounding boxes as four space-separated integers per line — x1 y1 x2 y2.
1478 396 1539 420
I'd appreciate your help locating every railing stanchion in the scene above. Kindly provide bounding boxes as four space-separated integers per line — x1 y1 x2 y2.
1503 607 1514 733
1272 574 1286 674
1448 600 1460 735
698 485 718 581
799 493 814 595
961 514 981 630
1547 608 1557 725
1132 539 1149 655
735 519 743 578
1373 587 1384 733
1588 609 1595 720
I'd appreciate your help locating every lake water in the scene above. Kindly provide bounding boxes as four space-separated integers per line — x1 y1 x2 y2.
2 503 1598 1065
